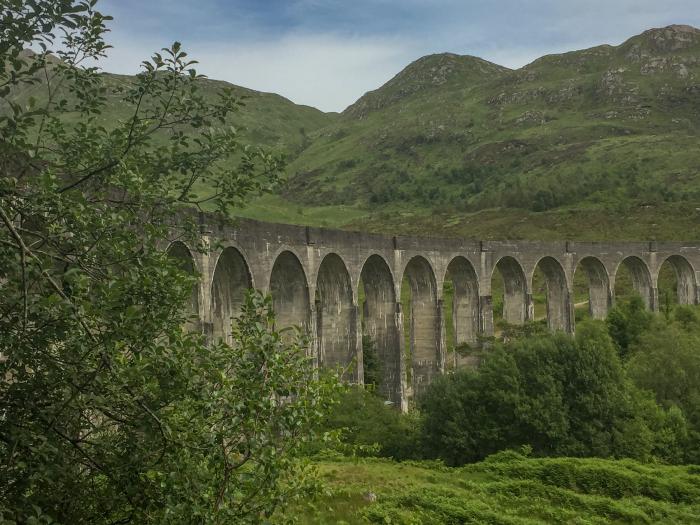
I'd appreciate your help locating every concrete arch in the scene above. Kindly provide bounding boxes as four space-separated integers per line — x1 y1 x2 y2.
574 256 611 320
658 255 698 305
533 256 571 332
316 253 358 381
614 256 654 309
269 250 311 331
492 256 528 325
359 254 401 404
166 241 200 328
444 256 480 365
209 247 252 342
402 255 440 400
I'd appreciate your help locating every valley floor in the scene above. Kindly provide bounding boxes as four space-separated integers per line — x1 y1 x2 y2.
289 455 700 524
235 197 700 241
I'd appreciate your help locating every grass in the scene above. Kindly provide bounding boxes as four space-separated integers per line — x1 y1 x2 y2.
233 194 369 228
286 454 700 524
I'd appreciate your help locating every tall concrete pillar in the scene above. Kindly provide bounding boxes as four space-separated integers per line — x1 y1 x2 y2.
567 288 576 334
307 303 318 372
352 302 363 385
525 292 534 323
396 301 409 412
650 287 659 313
480 295 494 338
313 299 322 369
437 299 446 373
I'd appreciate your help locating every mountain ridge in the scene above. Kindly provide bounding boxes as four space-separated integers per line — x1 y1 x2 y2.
267 23 700 242
11 25 700 240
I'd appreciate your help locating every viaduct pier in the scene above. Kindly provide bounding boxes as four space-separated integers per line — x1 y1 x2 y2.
168 215 700 410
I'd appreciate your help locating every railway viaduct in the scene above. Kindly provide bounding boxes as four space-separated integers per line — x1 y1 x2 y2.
167 214 700 411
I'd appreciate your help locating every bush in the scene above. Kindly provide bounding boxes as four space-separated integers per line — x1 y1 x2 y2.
606 296 652 358
320 387 422 460
419 321 672 465
627 316 700 463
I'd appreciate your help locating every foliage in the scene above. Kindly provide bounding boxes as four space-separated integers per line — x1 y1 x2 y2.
319 387 421 461
361 335 382 389
419 320 683 466
291 456 700 524
0 2 336 523
606 295 653 358
627 314 700 463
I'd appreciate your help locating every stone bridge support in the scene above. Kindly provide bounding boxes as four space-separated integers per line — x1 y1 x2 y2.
164 215 700 410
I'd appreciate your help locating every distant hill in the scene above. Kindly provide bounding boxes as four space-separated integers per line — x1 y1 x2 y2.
11 27 700 240
7 52 336 160
262 24 700 240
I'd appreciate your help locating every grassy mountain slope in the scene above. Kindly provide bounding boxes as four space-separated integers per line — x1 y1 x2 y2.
8 53 335 159
13 27 700 240
244 24 700 239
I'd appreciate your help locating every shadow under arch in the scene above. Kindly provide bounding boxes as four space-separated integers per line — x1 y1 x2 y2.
533 256 571 332
166 241 199 330
269 250 311 332
444 256 480 367
402 255 440 400
316 253 357 381
658 255 698 306
359 254 401 405
574 256 611 320
492 256 528 326
614 256 654 309
209 246 252 342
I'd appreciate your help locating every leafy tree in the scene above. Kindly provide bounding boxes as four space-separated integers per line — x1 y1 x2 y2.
627 316 700 463
0 1 336 522
361 335 382 389
419 321 665 465
606 296 652 358
321 387 421 461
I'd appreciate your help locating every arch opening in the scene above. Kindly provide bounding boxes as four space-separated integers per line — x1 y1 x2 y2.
359 255 401 405
658 255 697 312
166 241 199 331
444 257 480 368
532 257 570 332
315 254 357 381
210 247 252 342
491 256 528 331
614 257 653 310
269 251 311 333
573 257 610 321
401 256 440 401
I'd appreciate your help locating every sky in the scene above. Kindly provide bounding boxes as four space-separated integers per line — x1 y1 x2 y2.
98 0 700 112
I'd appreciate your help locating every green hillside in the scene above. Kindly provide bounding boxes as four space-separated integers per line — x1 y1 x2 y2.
14 26 700 240
8 51 335 160
239 24 700 239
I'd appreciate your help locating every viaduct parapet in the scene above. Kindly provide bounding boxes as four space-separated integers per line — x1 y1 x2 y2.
167 215 700 410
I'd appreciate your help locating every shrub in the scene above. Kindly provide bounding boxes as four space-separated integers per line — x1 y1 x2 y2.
419 321 664 465
320 387 422 460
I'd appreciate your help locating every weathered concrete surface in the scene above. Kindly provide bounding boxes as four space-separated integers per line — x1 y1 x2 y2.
167 215 700 409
